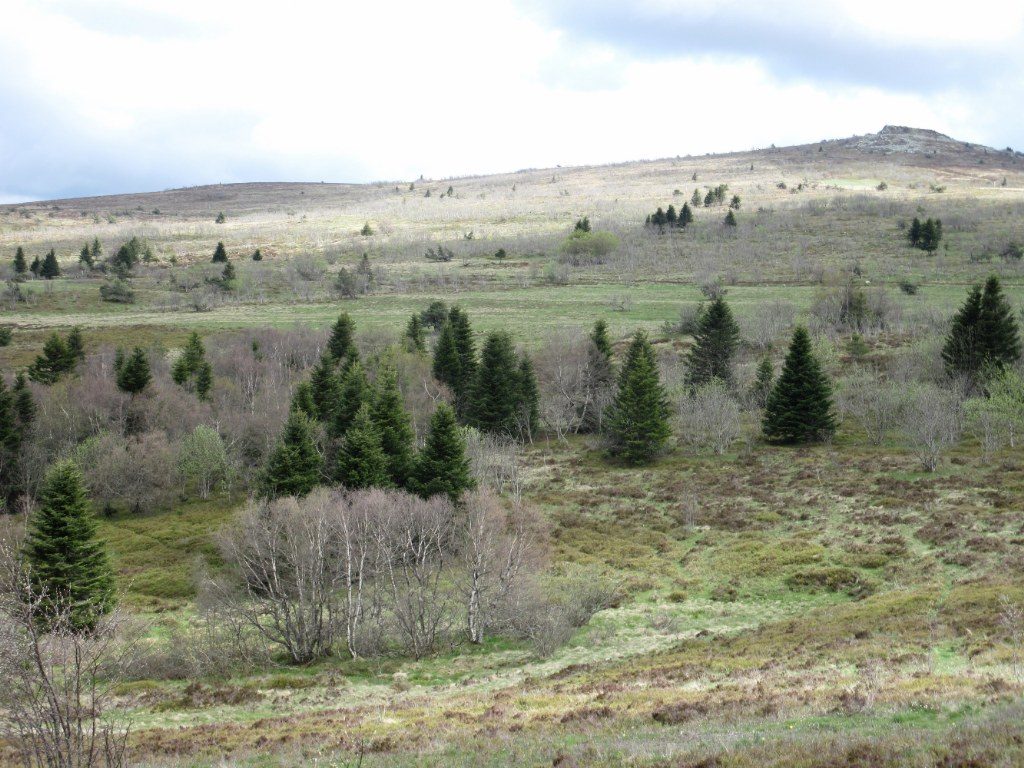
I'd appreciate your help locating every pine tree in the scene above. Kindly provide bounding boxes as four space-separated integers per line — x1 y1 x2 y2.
40 249 61 279
591 319 613 360
405 314 427 353
309 355 342 423
30 256 41 276
28 333 72 385
762 327 836 444
750 356 774 408
665 205 677 225
469 332 521 436
252 248 262 261
704 190 714 207
652 207 666 228
24 460 114 631
335 403 391 489
943 278 1021 383
65 326 85 367
116 347 151 394
679 203 694 227
13 246 27 275
729 195 741 210
332 360 371 437
433 320 463 404
686 296 740 388
220 260 235 284
173 332 206 384
261 411 323 498
978 275 1021 369
516 354 540 441
448 306 476 389
724 210 737 227
212 242 228 263
194 361 213 400
408 403 474 501
79 243 94 269
90 237 102 261
0 376 21 509
13 373 36 431
371 365 415 486
691 188 702 207
327 313 357 362
290 380 318 420
604 331 671 464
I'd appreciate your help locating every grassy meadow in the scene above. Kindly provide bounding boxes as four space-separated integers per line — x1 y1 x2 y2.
2 132 1024 766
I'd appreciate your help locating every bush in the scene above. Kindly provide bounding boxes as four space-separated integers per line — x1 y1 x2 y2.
677 381 742 455
558 231 619 266
785 566 874 598
99 280 136 304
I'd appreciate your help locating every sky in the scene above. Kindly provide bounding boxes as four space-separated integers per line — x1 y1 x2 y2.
1 0 1023 203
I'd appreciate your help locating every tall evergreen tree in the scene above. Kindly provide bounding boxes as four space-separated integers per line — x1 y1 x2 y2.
516 354 540 441
583 319 615 433
290 380 319 420
40 249 61 279
194 361 213 401
13 246 27 275
370 365 416 486
591 319 613 360
448 306 476 391
0 376 21 510
335 403 391 489
469 331 521 435
327 313 357 362
309 354 342 423
90 237 102 261
750 356 774 408
28 333 72 385
762 327 836 444
332 361 371 438
686 296 741 388
408 403 474 501
604 331 671 464
261 411 323 498
212 242 228 263
691 188 702 207
405 314 427 353
30 255 41 276
665 205 677 225
13 373 35 431
24 460 114 631
723 210 737 227
908 217 922 247
679 202 694 227
79 243 94 269
116 347 151 394
65 326 85 367
943 277 1021 383
432 320 463 404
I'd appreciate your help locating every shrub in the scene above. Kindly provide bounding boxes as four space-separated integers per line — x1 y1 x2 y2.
558 231 619 265
99 280 135 304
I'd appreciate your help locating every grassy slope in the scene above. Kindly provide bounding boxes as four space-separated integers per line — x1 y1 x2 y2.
2 134 1024 765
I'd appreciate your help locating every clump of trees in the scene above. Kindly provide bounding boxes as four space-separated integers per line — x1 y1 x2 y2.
908 217 942 251
171 332 213 399
28 328 84 385
645 202 694 229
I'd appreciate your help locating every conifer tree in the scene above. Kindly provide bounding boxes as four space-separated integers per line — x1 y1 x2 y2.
943 276 1021 383
370 365 415 486
90 237 102 260
448 306 476 386
30 255 41 276
591 318 613 360
24 460 114 631
116 347 151 394
194 361 213 400
335 403 391 489
665 205 677 225
40 249 61 279
516 354 540 441
327 312 357 362
408 403 474 501
65 326 85 367
686 296 740 388
405 314 426 353
0 376 21 509
679 202 694 227
309 354 342 423
221 260 235 284
604 331 671 464
212 241 228 263
290 380 318 420
750 356 774 408
469 331 521 435
332 361 371 437
252 248 262 261
28 333 72 385
762 327 836 443
79 243 94 269
704 190 714 207
433 320 463 404
978 275 1021 369
13 373 35 431
724 210 737 227
691 188 702 207
13 246 27 275
261 410 323 498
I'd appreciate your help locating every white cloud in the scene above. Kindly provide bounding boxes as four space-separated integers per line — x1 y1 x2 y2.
0 0 1021 201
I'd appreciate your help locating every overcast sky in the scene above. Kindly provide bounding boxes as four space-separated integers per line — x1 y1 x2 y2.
2 0 1022 203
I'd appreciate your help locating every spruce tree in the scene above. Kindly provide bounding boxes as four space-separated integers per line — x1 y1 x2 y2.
591 319 613 360
370 365 416 486
327 313 357 362
405 314 427 353
750 356 774 408
724 210 737 226
252 248 262 261
172 332 206 386
220 261 235 284
909 218 922 247
469 332 521 435
335 403 391 489
516 354 540 441
408 403 474 501
13 246 27 275
666 205 677 225
261 411 323 498
691 188 702 207
433 320 463 403
116 347 151 394
290 380 319 420
448 306 476 390
90 237 102 261
332 360 371 437
309 355 342 423
977 275 1021 369
40 249 61 279
0 376 21 509
686 296 740 388
679 203 694 227
13 373 35 431
943 277 1021 383
79 243 94 269
30 256 41 276
28 333 72 385
762 327 836 444
65 326 85 367
24 460 114 631
194 361 213 400
604 331 671 464
212 242 228 263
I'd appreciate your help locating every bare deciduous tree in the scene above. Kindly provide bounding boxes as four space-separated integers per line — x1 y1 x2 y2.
901 385 964 471
677 381 742 455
